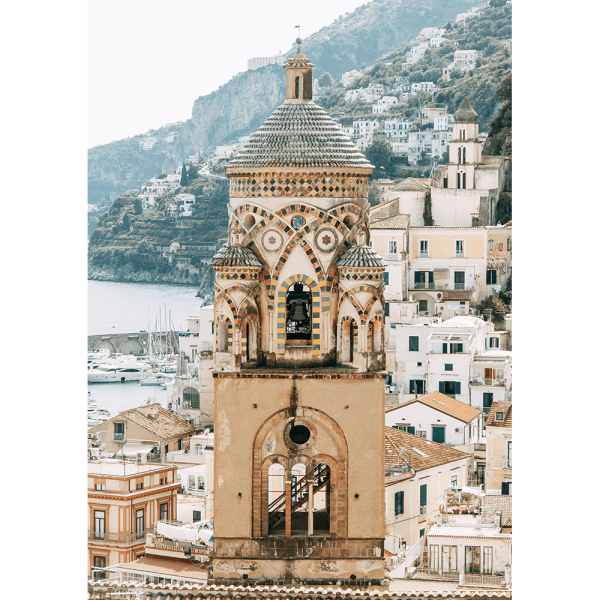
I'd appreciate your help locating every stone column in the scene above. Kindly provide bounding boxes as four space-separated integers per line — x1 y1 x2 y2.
285 480 292 538
308 469 314 536
269 310 274 354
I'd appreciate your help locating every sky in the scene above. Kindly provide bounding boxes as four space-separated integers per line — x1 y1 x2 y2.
89 0 368 148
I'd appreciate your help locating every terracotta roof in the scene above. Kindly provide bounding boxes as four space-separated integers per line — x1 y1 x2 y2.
120 403 196 440
454 96 478 123
227 102 373 169
443 291 472 301
210 244 263 268
386 392 482 424
390 177 432 192
370 214 411 230
385 426 469 472
88 581 513 598
485 401 512 428
337 246 387 267
482 494 512 527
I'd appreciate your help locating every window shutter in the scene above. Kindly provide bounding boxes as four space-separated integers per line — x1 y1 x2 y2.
385 302 390 316
408 426 416 435
455 382 461 395
384 272 389 285
439 381 445 393
443 343 447 354
420 483 427 506
501 482 509 495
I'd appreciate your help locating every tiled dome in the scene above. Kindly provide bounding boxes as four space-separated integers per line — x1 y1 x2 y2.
227 102 374 169
337 246 387 268
210 244 263 268
454 96 478 123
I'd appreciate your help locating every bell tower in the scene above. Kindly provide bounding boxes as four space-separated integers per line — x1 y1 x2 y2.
209 39 387 585
447 96 482 190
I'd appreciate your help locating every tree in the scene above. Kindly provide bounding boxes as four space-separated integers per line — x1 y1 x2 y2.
450 70 462 80
121 213 131 232
134 198 143 214
318 72 335 88
368 183 383 207
180 163 188 187
187 164 198 181
365 138 394 175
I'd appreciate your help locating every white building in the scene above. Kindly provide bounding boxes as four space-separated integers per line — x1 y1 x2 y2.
453 49 480 72
139 137 156 150
172 193 196 217
434 114 454 131
384 119 412 138
345 88 362 104
470 350 512 415
373 96 399 114
411 82 436 94
385 391 484 446
430 36 446 48
215 145 235 158
389 316 494 405
342 69 361 86
407 130 453 163
353 119 379 138
405 43 429 65
165 132 176 143
247 52 285 70
138 192 158 211
340 126 354 138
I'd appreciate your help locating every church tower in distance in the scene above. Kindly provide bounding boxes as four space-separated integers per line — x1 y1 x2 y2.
209 39 387 584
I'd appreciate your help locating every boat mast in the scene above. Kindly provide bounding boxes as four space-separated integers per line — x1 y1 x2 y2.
148 308 153 359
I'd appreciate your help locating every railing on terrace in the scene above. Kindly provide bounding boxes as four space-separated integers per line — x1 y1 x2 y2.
412 282 474 291
113 433 125 441
470 377 506 387
461 573 508 588
411 568 460 581
88 528 154 544
147 533 209 555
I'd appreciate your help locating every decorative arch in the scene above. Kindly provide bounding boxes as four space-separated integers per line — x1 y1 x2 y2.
215 315 232 353
367 315 384 353
214 288 236 317
276 274 321 355
338 290 364 323
339 315 358 362
252 406 348 538
241 312 260 361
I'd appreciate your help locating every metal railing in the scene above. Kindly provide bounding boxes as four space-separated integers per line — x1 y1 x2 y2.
462 573 506 588
113 433 125 441
471 377 506 387
504 458 512 469
147 533 209 555
413 281 434 289
412 568 459 581
88 527 154 544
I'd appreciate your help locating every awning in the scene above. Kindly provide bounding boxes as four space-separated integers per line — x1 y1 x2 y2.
157 521 199 542
116 443 157 457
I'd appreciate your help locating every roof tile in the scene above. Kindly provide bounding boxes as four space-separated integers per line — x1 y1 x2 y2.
386 391 482 424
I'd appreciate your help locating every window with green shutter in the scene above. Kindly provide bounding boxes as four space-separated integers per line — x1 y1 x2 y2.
394 491 404 516
409 336 419 351
420 483 427 507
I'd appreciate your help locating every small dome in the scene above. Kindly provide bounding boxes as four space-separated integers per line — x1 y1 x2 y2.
210 245 262 268
454 96 478 123
337 246 387 268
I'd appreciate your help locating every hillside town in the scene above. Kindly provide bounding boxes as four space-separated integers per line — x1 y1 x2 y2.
87 27 513 599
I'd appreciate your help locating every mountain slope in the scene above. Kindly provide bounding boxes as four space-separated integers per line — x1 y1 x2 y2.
88 0 483 210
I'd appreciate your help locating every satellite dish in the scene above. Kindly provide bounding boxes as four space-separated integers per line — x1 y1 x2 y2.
398 448 406 459
204 429 210 435
100 443 105 450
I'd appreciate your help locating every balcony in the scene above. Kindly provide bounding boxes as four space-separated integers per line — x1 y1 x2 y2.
470 377 506 387
146 532 210 559
411 282 473 292
88 527 154 545
460 572 510 589
113 433 125 441
411 568 459 582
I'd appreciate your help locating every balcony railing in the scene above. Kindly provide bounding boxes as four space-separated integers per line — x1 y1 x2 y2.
411 568 460 581
147 533 210 556
461 573 507 588
113 433 125 441
470 377 506 387
411 282 473 291
504 458 512 469
413 282 435 289
88 528 153 544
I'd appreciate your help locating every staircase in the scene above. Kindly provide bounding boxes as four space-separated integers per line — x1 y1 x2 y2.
418 524 429 569
268 464 330 531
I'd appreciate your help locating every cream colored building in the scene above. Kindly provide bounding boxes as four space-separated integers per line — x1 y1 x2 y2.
384 427 470 551
376 177 432 227
485 401 512 495
88 460 179 578
89 403 196 456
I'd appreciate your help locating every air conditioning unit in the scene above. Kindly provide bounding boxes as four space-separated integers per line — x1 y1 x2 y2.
455 428 460 433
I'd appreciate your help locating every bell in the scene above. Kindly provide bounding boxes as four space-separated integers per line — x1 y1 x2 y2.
290 299 308 322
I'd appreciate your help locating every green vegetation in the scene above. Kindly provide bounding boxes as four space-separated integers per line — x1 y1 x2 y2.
365 138 394 177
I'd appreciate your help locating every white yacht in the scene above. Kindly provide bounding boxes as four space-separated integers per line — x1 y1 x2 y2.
87 392 110 427
87 348 111 364
88 363 151 383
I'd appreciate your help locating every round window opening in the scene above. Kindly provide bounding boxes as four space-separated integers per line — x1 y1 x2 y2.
289 424 311 445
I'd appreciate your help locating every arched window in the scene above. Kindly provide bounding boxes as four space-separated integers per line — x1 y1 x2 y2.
341 317 357 363
286 283 311 341
462 172 467 189
244 214 256 231
183 387 199 409
295 76 300 99
457 172 461 189
462 147 466 163
217 317 232 353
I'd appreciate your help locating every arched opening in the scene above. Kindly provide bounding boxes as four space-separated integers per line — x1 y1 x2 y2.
267 461 331 537
462 147 466 163
343 214 356 229
367 321 373 353
286 283 311 343
216 317 232 353
241 321 249 362
341 317 357 363
457 172 461 188
244 214 256 231
294 76 301 99
183 387 199 409
370 317 383 353
462 172 467 189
